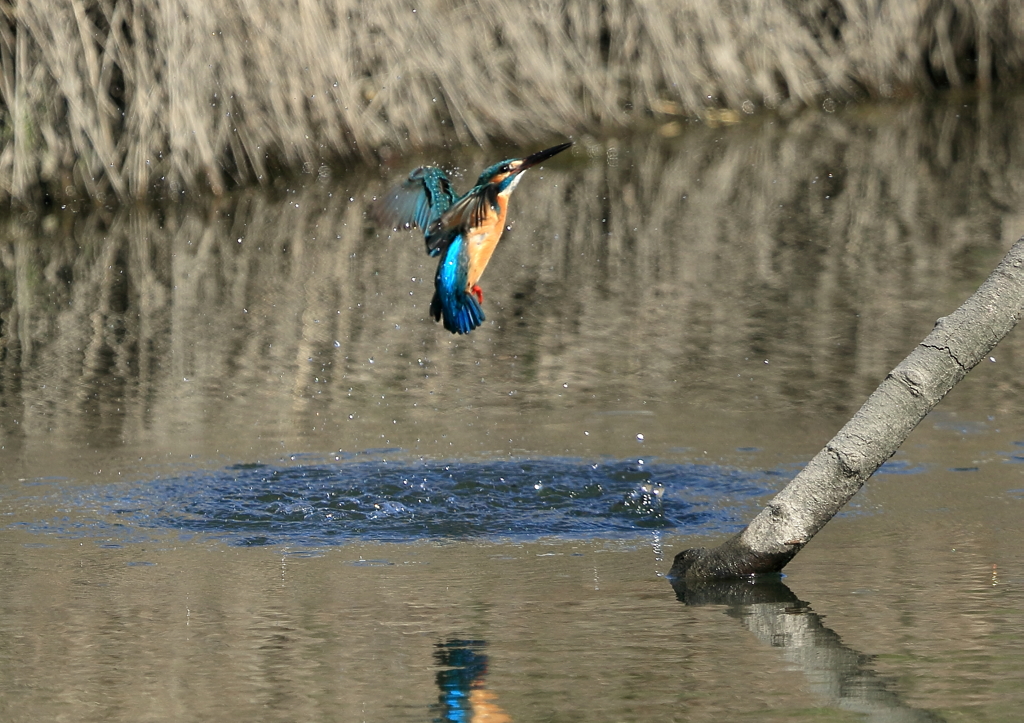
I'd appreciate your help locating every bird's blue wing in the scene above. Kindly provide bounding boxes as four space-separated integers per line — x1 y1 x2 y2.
375 167 457 255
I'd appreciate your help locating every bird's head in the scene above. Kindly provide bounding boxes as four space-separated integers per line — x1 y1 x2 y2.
474 142 573 194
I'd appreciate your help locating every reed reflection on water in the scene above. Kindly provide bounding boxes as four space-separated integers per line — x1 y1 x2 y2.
1 97 1023 468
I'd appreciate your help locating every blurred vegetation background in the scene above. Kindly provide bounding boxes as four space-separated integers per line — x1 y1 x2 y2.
0 99 1021 457
1 0 1023 205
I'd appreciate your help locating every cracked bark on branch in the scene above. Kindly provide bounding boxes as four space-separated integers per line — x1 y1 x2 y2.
671 237 1024 582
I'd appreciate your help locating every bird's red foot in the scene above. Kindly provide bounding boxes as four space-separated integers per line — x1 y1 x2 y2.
470 285 484 304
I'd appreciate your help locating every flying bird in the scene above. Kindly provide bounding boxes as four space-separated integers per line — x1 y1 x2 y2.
377 141 572 334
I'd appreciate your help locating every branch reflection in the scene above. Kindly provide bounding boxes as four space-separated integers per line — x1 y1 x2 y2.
672 577 944 722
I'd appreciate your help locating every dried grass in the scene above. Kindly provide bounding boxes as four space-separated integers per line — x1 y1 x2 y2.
1 0 1023 203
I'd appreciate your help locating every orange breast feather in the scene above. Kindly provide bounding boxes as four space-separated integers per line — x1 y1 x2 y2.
464 195 509 289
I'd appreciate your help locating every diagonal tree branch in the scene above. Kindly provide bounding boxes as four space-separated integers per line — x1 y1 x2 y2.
671 236 1024 582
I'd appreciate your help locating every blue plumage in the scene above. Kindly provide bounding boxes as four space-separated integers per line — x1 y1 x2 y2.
375 166 457 256
429 235 485 334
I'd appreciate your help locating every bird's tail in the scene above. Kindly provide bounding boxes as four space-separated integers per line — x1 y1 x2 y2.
431 288 485 335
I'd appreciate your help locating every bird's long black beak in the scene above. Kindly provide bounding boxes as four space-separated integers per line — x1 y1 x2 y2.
517 141 573 172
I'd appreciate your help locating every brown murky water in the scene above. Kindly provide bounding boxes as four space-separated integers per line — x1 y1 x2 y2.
2 96 1024 721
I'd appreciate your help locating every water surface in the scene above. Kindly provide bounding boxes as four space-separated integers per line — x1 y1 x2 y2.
3 95 1024 721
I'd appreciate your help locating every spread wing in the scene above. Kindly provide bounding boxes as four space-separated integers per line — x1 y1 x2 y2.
374 167 457 254
424 183 499 257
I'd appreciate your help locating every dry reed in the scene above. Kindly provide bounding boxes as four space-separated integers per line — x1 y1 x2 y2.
1 0 1023 204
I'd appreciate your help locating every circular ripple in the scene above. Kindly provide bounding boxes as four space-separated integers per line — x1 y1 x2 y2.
21 457 784 546
106 457 778 545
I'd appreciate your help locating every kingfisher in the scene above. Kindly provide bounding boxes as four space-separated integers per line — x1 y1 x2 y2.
376 141 573 334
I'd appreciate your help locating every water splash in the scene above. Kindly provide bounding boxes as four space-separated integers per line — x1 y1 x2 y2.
19 456 784 546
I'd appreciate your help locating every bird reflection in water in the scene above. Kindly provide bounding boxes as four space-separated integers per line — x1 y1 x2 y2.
432 639 511 723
